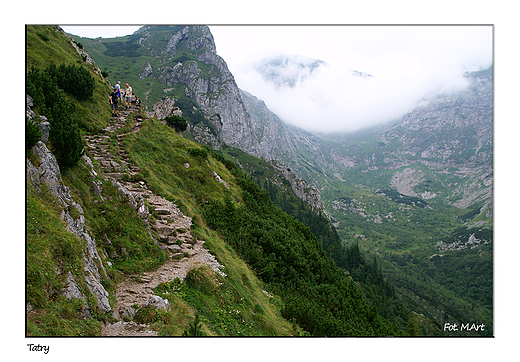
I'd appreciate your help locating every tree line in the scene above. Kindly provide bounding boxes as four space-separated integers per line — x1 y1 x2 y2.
26 62 94 168
203 150 402 336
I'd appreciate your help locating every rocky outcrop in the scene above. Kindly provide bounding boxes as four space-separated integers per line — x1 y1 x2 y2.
150 97 182 120
60 27 101 74
27 95 113 316
27 143 113 315
240 89 297 163
134 26 262 158
139 61 153 79
268 160 329 217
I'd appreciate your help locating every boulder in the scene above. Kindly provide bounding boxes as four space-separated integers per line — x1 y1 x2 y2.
31 141 73 207
39 119 50 144
142 295 171 311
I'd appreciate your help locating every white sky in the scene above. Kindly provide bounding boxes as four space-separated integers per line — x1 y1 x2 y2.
7 2 520 359
211 25 492 132
62 25 492 133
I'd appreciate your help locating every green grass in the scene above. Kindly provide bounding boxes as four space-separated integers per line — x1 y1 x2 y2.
26 183 103 336
123 118 241 217
63 146 169 276
121 118 296 335
26 25 113 134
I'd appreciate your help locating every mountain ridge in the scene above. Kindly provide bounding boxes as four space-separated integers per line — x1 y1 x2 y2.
26 25 493 337
26 25 409 337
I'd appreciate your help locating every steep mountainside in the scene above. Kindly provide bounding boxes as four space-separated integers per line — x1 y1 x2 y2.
240 88 331 182
78 25 326 215
321 67 493 212
235 62 494 334
27 25 409 337
32 24 493 337
77 25 261 158
241 65 493 216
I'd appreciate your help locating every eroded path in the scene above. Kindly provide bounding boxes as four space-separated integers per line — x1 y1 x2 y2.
85 106 224 336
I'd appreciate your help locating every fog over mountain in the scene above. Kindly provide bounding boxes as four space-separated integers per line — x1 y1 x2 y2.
210 26 493 133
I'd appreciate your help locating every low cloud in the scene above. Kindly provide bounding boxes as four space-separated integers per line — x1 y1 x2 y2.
213 26 493 133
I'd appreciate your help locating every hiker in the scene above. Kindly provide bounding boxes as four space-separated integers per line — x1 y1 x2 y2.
135 97 141 108
109 88 119 116
125 83 133 108
115 81 122 101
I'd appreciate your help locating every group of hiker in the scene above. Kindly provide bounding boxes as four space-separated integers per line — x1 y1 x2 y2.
109 81 142 116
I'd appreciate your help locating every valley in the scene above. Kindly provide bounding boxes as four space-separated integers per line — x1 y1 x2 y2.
26 25 493 337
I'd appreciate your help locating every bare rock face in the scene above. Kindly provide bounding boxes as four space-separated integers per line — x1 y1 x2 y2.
140 61 153 79
151 97 180 120
31 141 74 206
142 295 171 311
268 160 329 217
137 26 262 158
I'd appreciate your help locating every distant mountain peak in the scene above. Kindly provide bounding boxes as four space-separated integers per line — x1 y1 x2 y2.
254 54 326 88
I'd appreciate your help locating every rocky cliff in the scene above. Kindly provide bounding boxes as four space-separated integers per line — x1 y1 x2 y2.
26 96 114 318
282 67 494 213
133 26 262 158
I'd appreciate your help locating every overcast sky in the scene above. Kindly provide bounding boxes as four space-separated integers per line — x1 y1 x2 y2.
210 25 492 133
61 25 492 133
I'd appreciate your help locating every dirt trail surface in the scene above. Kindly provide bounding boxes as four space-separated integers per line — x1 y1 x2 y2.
85 106 224 336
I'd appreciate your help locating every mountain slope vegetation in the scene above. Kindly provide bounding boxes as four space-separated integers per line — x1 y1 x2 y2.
26 25 409 336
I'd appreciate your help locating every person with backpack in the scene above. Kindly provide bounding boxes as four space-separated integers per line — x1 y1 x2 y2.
115 81 122 101
109 88 119 116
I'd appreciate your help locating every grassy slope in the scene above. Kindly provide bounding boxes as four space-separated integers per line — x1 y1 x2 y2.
25 25 295 336
124 119 402 336
26 182 102 336
26 25 112 134
121 119 296 335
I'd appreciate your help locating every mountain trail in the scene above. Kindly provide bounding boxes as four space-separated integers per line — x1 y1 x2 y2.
85 105 224 336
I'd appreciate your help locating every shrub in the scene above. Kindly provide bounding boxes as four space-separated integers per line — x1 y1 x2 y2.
73 40 83 49
134 305 159 324
165 115 188 133
37 32 49 41
26 117 42 150
48 94 84 168
26 66 84 168
188 147 208 159
182 313 205 336
184 266 218 295
45 62 95 100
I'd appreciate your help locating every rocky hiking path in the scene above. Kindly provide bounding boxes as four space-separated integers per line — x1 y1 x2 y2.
85 106 224 336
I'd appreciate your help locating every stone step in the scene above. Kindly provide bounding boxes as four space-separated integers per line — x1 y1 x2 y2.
103 173 124 180
154 208 171 215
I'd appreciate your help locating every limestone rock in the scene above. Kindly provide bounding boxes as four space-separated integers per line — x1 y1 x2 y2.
62 272 91 318
27 139 112 315
26 94 36 119
268 160 329 217
142 295 171 311
39 120 50 144
62 272 86 301
151 97 176 120
139 61 153 79
110 178 149 220
139 26 263 158
212 170 230 189
26 158 40 189
31 141 73 206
